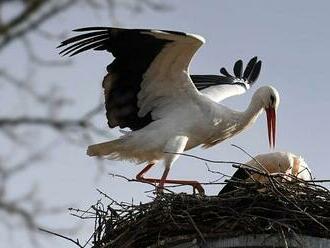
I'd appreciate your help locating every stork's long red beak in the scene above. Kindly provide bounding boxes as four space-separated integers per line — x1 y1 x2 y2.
266 107 276 148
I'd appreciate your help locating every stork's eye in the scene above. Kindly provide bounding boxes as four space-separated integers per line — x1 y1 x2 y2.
270 95 275 104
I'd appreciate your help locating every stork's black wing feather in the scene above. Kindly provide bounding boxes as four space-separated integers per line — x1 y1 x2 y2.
190 75 233 90
247 60 262 83
219 67 233 78
58 27 174 130
191 57 262 92
233 59 243 78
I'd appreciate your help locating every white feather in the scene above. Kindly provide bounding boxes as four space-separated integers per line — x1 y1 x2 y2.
200 83 249 103
243 152 312 183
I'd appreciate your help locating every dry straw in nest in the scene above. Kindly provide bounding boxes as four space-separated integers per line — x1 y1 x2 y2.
79 171 330 248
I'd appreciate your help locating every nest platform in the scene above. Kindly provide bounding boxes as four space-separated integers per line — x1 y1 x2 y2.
84 176 330 248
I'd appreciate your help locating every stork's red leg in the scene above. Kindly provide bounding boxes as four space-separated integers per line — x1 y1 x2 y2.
136 163 204 195
158 167 170 191
136 163 170 192
136 162 157 183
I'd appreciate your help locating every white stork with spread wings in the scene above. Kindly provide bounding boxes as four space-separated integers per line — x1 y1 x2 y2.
58 27 280 194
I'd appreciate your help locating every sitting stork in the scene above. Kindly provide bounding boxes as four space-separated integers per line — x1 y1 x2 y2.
219 152 312 194
58 27 280 194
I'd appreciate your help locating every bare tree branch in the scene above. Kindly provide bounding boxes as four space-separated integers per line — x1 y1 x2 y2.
0 117 88 128
0 0 78 50
0 0 46 35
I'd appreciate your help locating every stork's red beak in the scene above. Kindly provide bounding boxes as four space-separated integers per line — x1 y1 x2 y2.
265 107 276 148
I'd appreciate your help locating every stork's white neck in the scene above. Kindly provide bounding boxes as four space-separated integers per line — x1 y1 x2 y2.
204 93 265 148
237 94 264 129
202 86 278 148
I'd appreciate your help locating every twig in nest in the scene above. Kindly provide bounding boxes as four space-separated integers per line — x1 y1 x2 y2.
39 228 83 248
183 210 206 244
164 151 244 165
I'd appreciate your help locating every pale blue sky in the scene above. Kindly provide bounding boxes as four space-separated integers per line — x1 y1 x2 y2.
1 0 330 247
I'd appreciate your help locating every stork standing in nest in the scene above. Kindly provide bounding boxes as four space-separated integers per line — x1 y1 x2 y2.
58 27 280 195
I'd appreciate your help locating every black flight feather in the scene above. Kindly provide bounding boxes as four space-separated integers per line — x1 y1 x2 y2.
219 67 233 78
233 59 243 78
243 56 258 80
58 27 172 130
248 60 262 83
192 57 262 91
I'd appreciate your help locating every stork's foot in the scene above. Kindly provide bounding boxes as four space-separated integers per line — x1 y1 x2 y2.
161 179 205 196
135 163 205 196
138 176 205 195
156 182 204 195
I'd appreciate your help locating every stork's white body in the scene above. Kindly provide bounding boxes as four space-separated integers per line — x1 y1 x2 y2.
89 94 264 166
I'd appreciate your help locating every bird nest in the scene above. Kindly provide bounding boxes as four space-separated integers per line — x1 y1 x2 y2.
77 173 330 248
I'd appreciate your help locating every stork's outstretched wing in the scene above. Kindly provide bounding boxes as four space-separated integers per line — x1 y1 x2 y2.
191 57 262 102
58 27 204 130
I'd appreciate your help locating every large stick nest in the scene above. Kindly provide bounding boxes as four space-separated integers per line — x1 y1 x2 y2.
79 172 330 248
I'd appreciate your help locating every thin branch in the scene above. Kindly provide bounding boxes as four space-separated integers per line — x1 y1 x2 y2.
0 0 79 50
21 36 71 67
39 228 83 248
0 68 48 103
0 117 87 128
0 200 36 229
183 210 206 244
0 0 46 35
231 144 270 173
164 151 246 166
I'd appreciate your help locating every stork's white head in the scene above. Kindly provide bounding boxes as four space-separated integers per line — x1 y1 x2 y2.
254 86 280 148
